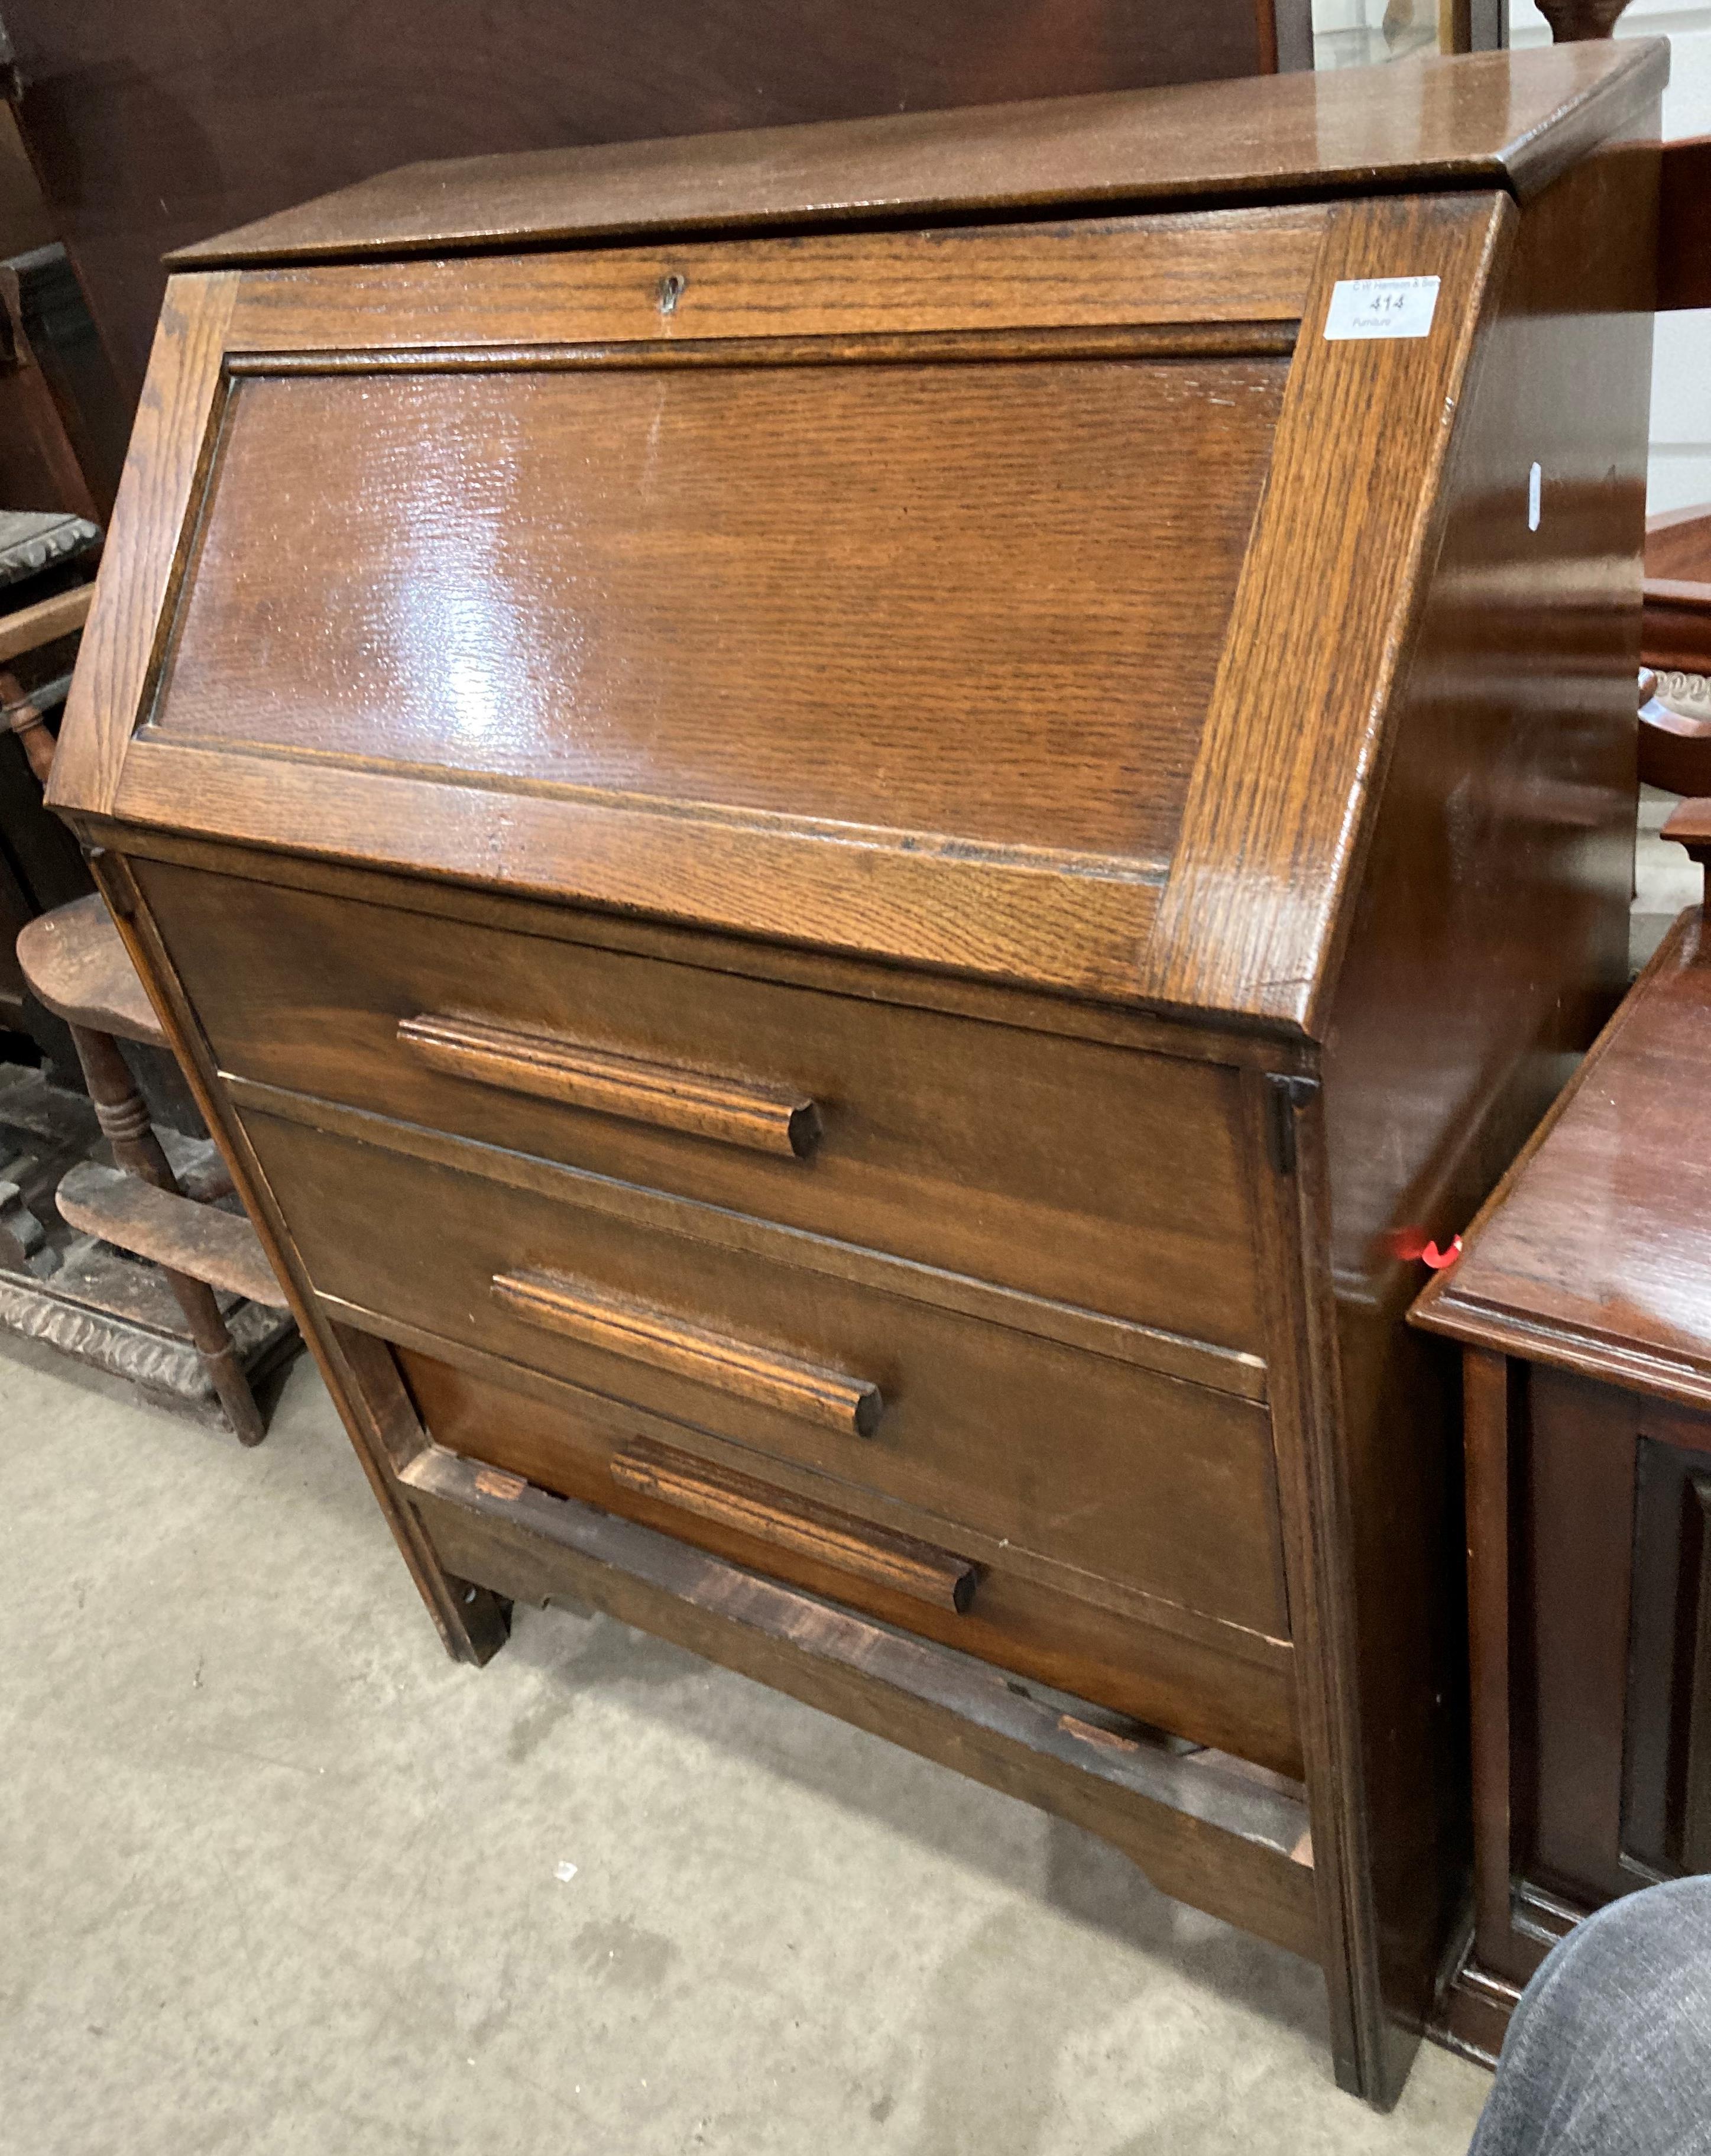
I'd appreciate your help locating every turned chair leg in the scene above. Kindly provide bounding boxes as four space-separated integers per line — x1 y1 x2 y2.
67 1022 266 1446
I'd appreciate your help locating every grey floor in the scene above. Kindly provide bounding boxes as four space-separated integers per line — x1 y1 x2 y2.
1 1339 1492 2156
1634 784 1704 972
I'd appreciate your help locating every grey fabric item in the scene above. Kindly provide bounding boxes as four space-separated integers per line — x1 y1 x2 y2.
1471 1878 1711 2155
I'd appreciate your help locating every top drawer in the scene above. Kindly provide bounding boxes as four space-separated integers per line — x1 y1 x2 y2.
136 859 1265 1356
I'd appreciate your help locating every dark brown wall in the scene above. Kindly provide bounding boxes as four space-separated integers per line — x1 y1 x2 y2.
4 0 1308 410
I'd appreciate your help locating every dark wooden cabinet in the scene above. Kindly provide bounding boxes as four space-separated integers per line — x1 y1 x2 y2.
1414 910 1711 2061
47 44 1668 2106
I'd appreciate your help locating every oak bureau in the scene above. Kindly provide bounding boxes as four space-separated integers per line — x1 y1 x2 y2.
47 43 1666 2103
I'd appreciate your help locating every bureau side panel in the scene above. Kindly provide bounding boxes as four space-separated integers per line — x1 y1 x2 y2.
1320 132 1658 2061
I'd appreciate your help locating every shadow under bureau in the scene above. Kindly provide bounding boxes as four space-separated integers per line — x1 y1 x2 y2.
47 41 1667 2105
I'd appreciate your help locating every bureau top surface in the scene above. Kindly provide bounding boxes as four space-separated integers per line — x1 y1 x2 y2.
171 42 1663 268
1412 912 1711 1409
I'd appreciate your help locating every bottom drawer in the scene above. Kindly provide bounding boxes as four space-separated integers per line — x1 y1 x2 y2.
398 1348 1305 1778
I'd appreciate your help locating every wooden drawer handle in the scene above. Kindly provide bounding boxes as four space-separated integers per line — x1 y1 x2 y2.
398 1012 822 1159
492 1268 886 1438
612 1438 978 1613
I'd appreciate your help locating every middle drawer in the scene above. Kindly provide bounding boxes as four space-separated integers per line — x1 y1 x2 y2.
242 1103 1290 1642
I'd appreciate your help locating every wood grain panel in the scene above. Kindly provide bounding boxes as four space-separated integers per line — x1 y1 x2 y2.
1340 136 1655 2067
1621 1420 1711 1877
1326 131 1650 1301
46 270 236 820
224 209 1326 354
239 1103 1291 1637
1523 1365 1638 1902
147 354 1284 863
114 734 1164 999
134 856 1266 1357
1148 191 1512 1031
399 1346 1304 1773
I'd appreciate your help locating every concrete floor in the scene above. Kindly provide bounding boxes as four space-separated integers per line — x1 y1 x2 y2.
1 1339 1492 2156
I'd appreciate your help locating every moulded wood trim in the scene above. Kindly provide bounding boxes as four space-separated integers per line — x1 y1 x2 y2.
112 737 1166 1001
227 321 1300 374
222 1071 1271 1403
48 271 238 821
1146 190 1514 1036
1409 1297 1711 1419
1680 1474 1711 1873
1428 1935 1520 2070
222 207 1328 354
610 1435 981 1613
496 1267 888 1438
396 1009 824 1160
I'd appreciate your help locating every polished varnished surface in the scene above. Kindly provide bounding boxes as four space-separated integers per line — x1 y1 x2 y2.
400 1346 1305 1776
75 190 1560 1017
47 53 1666 2108
219 208 1328 350
238 1102 1291 1639
1414 912 1711 1406
171 43 1664 268
155 356 1284 861
134 856 1268 1359
1414 914 1711 2059
1148 190 1511 1030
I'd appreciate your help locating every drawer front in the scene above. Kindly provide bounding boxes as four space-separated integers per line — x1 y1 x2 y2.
243 1106 1289 1640
398 1348 1304 1779
137 858 1265 1355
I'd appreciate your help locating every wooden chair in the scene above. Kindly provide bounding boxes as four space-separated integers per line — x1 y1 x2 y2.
8 585 286 1443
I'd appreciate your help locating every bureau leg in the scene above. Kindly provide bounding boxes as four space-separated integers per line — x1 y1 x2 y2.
326 1320 514 1666
1247 1070 1396 2107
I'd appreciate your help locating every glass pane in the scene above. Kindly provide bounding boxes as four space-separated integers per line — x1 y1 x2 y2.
1314 0 1444 67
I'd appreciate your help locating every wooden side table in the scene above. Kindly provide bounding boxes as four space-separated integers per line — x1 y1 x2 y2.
1412 896 1711 2063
